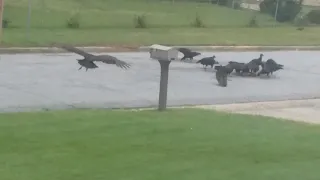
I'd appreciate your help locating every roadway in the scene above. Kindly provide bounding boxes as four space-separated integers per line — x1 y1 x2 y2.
0 51 320 112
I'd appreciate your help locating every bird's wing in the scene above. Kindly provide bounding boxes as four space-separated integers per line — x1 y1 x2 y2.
94 55 131 69
178 48 191 55
58 44 93 58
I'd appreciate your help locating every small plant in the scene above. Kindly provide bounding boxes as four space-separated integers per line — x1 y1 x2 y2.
134 14 147 28
192 14 205 28
66 12 81 29
247 15 258 28
2 18 10 28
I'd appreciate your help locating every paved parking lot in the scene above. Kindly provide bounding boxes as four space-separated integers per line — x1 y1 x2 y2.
1 51 320 112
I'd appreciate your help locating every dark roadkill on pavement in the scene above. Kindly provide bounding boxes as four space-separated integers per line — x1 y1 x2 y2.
1 51 320 112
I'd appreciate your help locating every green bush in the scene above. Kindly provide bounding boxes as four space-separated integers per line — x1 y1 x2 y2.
247 15 259 27
134 14 147 28
259 0 302 22
191 14 205 28
2 19 10 28
306 9 320 24
294 13 309 27
66 12 81 29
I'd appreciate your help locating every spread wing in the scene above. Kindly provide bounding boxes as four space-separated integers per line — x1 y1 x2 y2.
93 55 131 69
178 48 192 55
57 44 93 58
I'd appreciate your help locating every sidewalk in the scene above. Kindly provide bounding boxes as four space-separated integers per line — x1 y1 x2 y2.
1 45 320 54
194 99 320 124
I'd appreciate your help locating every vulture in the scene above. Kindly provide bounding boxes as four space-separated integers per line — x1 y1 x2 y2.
57 44 131 71
178 48 201 61
215 66 228 87
250 53 264 64
196 55 219 69
215 64 233 76
228 61 248 74
258 59 284 76
246 54 264 74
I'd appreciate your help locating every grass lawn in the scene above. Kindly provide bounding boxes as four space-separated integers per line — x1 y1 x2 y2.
3 0 320 46
1 108 320 180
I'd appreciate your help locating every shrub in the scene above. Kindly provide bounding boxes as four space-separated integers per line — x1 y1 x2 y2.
306 9 320 24
294 13 309 27
2 18 10 28
192 14 205 28
247 15 259 27
66 12 80 29
259 0 302 22
134 14 147 28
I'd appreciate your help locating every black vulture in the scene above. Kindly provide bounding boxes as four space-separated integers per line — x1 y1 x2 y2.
258 59 284 76
215 66 228 87
178 48 201 61
228 61 248 74
250 53 264 64
246 54 264 74
196 55 219 69
246 61 261 74
215 64 233 75
56 44 131 71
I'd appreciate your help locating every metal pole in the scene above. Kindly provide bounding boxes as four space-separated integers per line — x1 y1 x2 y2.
0 0 4 43
158 60 171 111
26 0 32 39
274 0 279 21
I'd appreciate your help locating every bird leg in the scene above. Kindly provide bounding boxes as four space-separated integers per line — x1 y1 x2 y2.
86 68 88 72
78 66 83 70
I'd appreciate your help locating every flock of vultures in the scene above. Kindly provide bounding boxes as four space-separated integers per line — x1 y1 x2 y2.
55 45 284 88
178 48 284 87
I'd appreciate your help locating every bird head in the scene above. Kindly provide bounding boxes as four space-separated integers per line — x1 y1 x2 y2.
214 65 222 70
193 52 201 56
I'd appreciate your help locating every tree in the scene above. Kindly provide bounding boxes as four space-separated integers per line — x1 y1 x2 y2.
259 0 302 22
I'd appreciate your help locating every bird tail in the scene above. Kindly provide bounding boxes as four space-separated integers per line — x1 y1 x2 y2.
277 64 284 69
196 60 202 63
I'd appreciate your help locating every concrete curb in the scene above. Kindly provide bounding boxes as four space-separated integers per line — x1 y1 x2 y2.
0 45 320 54
193 98 320 112
139 45 320 52
121 98 320 112
0 46 139 54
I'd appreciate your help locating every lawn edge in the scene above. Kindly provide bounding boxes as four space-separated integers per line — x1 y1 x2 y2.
1 45 320 54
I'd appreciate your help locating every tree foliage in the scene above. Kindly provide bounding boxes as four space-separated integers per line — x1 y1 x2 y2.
259 0 302 22
306 9 320 24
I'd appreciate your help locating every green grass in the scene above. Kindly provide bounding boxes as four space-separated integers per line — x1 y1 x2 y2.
2 0 320 46
1 109 320 180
